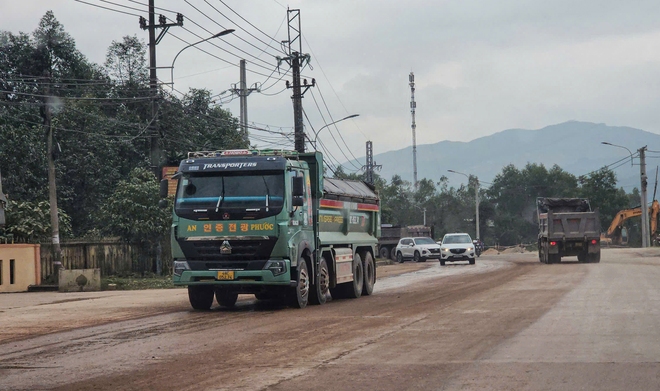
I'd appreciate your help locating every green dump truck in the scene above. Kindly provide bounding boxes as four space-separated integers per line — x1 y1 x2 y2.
160 149 380 310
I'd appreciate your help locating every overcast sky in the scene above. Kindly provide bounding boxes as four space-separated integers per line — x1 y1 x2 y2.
4 0 660 173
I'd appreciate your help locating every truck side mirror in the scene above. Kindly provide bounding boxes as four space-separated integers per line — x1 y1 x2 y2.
292 176 304 207
159 179 169 198
292 176 304 197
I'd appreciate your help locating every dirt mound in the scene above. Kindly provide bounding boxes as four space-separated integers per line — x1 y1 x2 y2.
501 246 528 254
483 248 499 255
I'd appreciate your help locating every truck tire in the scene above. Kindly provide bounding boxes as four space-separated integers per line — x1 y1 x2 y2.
289 258 309 309
215 290 238 307
379 246 390 260
413 251 421 263
344 253 364 299
362 252 375 296
588 252 601 263
188 285 214 310
577 251 586 263
309 257 329 305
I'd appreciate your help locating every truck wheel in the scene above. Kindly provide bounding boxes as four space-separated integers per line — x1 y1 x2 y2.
215 290 238 307
396 252 404 263
289 259 309 309
188 285 214 310
362 252 375 296
577 252 586 262
345 253 364 299
309 257 329 305
379 247 390 260
589 252 601 263
413 251 421 263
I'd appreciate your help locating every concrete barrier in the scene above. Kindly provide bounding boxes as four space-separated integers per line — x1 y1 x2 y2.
0 244 41 293
58 268 101 292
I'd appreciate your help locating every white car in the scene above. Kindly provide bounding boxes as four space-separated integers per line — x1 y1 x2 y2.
395 237 442 263
439 233 476 266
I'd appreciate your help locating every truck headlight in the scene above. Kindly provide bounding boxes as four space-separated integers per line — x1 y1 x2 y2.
173 260 190 276
264 260 287 276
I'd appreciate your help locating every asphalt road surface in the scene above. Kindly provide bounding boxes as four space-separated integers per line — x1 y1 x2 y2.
1 248 660 390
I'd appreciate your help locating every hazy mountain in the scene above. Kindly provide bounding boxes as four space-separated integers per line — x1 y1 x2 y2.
343 121 660 192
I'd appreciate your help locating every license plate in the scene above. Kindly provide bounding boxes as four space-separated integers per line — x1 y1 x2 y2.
217 271 235 280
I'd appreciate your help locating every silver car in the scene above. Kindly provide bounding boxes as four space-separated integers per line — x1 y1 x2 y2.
439 233 476 266
395 237 442 263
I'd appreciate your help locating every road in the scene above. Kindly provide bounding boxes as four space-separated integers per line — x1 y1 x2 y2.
1 248 660 390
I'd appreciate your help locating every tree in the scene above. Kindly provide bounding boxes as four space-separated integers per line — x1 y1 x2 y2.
578 167 629 232
96 167 170 273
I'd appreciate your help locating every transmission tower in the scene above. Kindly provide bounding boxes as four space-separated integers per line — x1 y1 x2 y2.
409 72 418 189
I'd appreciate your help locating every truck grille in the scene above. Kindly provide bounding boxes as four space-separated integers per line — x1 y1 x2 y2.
178 237 278 267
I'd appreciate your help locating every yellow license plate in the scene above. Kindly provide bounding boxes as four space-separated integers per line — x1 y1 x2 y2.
217 271 235 280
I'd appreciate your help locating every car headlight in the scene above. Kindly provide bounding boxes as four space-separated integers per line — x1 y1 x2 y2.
173 260 190 276
442 248 450 252
467 247 474 252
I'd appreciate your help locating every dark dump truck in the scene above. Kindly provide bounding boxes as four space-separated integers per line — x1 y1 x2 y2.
378 225 431 260
537 197 601 264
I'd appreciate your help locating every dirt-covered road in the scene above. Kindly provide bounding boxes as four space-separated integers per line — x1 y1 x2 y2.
2 248 660 390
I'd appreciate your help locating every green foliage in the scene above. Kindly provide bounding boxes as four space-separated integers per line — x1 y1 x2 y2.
96 167 170 244
578 168 629 232
0 199 71 242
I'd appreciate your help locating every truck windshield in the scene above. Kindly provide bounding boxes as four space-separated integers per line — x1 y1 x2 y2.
175 172 284 220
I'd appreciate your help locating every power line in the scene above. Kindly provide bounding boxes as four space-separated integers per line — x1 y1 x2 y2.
74 0 142 17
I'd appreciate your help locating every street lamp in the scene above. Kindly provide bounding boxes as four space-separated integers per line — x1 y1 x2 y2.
448 169 480 241
602 141 649 247
601 142 633 166
312 114 359 149
170 29 235 90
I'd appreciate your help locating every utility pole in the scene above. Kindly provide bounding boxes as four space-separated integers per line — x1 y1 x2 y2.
231 59 260 146
363 141 382 185
475 178 480 241
42 72 62 280
279 8 314 153
409 72 418 189
140 1 183 178
640 146 649 247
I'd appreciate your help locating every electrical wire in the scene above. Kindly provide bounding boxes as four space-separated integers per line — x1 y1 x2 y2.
74 0 142 17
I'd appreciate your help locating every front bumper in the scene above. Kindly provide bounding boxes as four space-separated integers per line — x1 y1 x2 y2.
173 259 293 286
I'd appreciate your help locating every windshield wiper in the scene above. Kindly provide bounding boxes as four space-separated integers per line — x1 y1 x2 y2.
262 176 270 212
215 177 225 213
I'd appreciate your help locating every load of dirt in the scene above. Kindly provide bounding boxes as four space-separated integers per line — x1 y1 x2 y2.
501 246 528 254
483 248 499 255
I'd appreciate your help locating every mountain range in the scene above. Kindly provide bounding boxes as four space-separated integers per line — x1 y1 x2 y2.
344 121 660 192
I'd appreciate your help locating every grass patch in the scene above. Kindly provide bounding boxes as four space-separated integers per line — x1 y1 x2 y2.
101 273 180 290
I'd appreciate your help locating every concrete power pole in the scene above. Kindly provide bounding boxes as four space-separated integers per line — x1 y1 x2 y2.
232 60 260 146
409 72 418 189
640 146 649 247
42 73 62 280
280 8 315 153
140 1 183 178
363 141 382 185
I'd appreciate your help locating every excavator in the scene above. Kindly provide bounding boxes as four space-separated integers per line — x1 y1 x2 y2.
601 200 660 245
